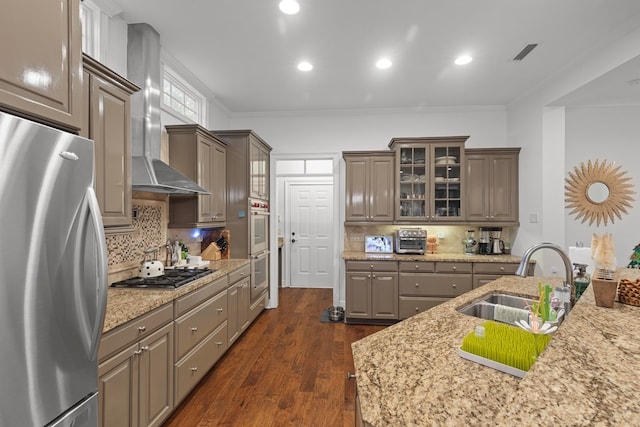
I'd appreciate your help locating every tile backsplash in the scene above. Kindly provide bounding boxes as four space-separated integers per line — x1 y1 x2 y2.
344 225 515 254
106 199 166 275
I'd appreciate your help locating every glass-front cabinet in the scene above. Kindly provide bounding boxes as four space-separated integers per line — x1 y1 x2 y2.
390 136 468 222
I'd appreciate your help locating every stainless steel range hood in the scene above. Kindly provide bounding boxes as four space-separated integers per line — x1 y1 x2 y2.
127 23 210 195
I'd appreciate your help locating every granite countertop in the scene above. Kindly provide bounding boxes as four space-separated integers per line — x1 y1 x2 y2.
103 259 250 333
352 269 640 426
343 251 525 263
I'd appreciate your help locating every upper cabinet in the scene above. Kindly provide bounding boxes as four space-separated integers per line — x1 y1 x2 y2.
166 125 228 228
343 151 395 223
465 148 520 225
82 55 139 233
249 139 270 200
389 136 468 222
0 0 83 132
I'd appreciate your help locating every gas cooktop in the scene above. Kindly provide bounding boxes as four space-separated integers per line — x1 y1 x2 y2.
111 268 214 289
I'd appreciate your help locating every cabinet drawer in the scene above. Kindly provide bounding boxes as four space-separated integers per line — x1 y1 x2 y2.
435 262 472 274
175 322 228 404
472 262 519 275
228 264 250 284
174 276 228 317
399 273 472 296
174 290 227 360
345 260 398 272
99 303 173 362
398 261 435 272
248 291 268 324
399 297 449 319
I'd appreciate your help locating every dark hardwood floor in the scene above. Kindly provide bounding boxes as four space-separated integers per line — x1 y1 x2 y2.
162 287 386 427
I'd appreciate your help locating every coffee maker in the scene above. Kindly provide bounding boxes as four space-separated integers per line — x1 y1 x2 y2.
490 228 504 254
478 229 490 255
479 227 504 254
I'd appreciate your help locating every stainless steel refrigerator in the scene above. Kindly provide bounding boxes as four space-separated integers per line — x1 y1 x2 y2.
0 111 108 427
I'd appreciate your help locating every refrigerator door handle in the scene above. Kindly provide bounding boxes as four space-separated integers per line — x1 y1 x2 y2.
85 186 108 360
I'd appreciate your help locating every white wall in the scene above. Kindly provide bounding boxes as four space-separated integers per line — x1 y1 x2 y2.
507 22 640 274
227 107 507 154
565 105 640 269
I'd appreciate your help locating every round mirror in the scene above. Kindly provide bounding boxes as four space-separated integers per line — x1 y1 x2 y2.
586 182 610 204
565 159 635 226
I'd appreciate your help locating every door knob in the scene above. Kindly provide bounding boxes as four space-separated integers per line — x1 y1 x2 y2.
291 238 296 243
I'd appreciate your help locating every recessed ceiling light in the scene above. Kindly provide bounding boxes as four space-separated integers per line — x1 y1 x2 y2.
455 55 473 65
297 61 313 71
279 0 300 15
376 58 393 69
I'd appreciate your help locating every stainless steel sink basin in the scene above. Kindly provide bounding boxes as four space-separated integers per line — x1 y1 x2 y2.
457 293 535 324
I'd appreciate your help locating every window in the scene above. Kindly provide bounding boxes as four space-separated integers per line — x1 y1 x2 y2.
162 67 206 125
276 159 334 175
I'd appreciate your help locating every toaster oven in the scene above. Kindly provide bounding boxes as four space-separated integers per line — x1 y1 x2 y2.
395 228 427 254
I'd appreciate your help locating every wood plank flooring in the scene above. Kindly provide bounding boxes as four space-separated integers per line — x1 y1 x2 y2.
162 288 386 427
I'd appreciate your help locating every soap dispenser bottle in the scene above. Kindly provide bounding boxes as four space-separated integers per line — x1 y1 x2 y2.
573 263 591 301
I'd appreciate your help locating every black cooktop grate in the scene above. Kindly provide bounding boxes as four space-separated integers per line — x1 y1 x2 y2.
111 268 214 289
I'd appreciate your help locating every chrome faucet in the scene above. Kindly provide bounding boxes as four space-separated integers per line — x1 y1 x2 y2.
515 242 575 313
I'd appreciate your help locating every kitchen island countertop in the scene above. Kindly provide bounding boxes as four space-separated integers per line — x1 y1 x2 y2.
103 259 250 333
352 269 640 426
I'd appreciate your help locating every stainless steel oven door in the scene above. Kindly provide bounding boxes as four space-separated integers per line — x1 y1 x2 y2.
250 209 269 254
251 250 269 301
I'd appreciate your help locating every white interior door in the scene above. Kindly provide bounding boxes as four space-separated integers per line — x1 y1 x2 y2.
288 183 334 288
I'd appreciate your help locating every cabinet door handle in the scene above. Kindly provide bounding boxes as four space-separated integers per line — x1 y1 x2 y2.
499 267 505 272
415 307 420 312
372 274 376 278
140 346 149 351
191 327 198 332
216 341 223 346
134 349 143 355
346 372 356 380
190 367 198 372
415 283 419 288
415 265 419 270
137 326 146 332
217 308 224 312
452 283 457 288
452 266 457 271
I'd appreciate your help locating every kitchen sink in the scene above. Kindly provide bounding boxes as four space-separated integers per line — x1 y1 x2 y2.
457 293 535 324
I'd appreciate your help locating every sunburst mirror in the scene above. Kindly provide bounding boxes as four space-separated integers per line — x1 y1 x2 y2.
565 159 635 226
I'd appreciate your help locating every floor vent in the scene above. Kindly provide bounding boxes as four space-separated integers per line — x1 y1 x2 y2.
513 43 538 61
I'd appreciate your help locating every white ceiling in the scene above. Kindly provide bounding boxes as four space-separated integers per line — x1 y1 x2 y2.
110 0 640 113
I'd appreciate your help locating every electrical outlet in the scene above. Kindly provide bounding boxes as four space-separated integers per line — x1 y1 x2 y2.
551 266 558 274
351 234 364 241
436 231 445 239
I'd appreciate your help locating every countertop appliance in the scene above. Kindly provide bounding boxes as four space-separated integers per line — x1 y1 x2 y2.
395 228 427 254
111 268 214 289
0 111 108 427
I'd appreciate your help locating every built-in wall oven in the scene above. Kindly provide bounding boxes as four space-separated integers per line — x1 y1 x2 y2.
250 199 269 254
251 249 269 301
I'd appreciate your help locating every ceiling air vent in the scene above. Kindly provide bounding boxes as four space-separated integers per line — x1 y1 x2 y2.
513 43 538 61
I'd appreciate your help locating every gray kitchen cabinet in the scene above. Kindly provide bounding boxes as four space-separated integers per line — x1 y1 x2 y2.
213 130 272 258
389 136 469 223
465 148 520 225
173 275 228 405
345 261 398 323
98 304 174 427
166 124 227 228
472 261 533 289
82 55 139 232
399 261 472 319
227 264 251 346
0 0 83 132
343 151 395 223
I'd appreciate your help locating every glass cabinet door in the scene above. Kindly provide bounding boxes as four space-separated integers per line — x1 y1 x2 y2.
432 145 462 220
398 147 427 219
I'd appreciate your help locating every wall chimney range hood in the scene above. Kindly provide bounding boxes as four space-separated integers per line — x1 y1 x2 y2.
127 23 210 195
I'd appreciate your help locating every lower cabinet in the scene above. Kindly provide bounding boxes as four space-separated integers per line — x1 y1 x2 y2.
98 304 174 427
398 261 472 320
345 261 398 322
99 263 263 426
227 264 251 346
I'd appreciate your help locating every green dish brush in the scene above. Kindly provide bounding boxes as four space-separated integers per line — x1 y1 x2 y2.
461 321 551 372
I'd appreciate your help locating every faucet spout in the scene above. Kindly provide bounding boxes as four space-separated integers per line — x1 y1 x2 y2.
516 242 575 312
